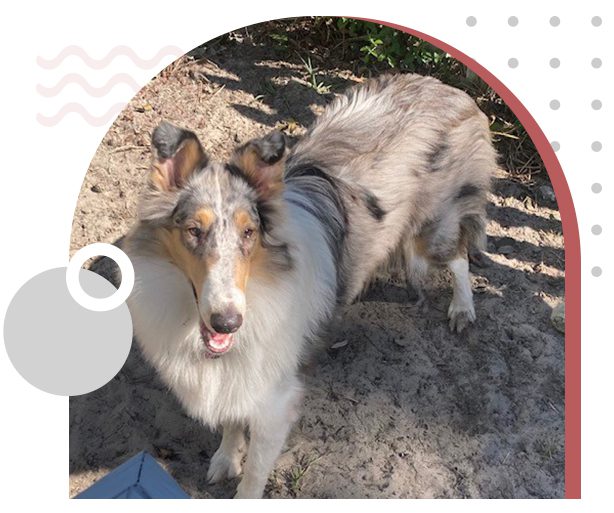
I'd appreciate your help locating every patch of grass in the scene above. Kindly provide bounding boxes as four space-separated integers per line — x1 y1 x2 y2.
299 55 331 95
533 437 559 461
284 453 322 496
268 32 289 51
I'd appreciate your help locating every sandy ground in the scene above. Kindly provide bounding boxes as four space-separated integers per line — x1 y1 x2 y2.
69 40 565 498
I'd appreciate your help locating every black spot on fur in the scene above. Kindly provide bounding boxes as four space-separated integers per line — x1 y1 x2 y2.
362 191 386 221
456 183 481 200
224 163 250 184
286 162 339 189
427 138 449 172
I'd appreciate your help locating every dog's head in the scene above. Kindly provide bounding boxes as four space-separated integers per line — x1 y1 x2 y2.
139 121 291 355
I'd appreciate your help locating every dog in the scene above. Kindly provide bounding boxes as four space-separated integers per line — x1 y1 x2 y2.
123 73 496 498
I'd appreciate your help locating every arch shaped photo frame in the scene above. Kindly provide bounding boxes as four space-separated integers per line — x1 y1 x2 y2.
58 16 575 499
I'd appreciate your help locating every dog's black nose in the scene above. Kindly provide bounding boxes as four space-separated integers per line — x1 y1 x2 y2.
210 310 243 334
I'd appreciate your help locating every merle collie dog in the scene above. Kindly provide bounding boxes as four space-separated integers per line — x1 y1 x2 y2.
123 73 496 498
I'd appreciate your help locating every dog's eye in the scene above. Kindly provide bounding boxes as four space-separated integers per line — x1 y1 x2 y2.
243 227 255 240
188 227 202 238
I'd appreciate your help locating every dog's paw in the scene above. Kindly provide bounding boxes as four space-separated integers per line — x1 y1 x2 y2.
207 447 243 484
234 479 264 499
448 301 476 333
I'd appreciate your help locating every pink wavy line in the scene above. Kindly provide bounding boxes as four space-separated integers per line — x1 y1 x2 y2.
37 74 141 97
37 45 184 69
36 102 127 127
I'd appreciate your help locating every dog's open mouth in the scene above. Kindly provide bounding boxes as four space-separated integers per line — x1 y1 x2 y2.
200 321 234 355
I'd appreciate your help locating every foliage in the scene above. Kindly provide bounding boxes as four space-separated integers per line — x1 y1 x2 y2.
335 18 449 71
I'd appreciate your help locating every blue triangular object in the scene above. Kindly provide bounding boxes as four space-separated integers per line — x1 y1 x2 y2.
74 451 190 499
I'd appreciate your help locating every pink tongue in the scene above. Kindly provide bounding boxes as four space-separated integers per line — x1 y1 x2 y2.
206 333 232 352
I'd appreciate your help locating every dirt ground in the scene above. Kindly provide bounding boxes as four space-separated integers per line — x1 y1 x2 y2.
69 38 565 498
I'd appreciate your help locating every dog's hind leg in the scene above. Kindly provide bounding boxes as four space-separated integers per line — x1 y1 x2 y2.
235 376 303 498
403 239 429 307
207 423 247 484
447 255 476 333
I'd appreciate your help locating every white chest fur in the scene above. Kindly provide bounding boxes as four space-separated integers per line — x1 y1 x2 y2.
126 208 337 427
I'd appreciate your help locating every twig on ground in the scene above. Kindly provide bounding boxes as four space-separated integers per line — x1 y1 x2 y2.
112 145 145 154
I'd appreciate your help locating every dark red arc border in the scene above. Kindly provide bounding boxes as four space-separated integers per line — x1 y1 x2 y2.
355 17 581 499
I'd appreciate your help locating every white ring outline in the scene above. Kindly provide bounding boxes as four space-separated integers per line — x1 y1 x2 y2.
66 243 134 312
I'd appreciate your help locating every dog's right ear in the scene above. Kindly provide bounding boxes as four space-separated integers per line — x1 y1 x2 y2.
149 121 208 191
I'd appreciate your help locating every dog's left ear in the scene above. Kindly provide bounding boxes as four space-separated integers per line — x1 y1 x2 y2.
232 131 287 200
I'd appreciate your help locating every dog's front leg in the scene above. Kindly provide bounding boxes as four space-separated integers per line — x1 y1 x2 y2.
234 378 303 499
207 423 247 484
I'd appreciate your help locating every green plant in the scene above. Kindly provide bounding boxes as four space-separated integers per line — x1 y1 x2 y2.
268 32 289 51
285 453 322 496
336 19 435 68
299 55 331 94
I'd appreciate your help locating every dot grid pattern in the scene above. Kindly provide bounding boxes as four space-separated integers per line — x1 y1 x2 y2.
467 14 604 278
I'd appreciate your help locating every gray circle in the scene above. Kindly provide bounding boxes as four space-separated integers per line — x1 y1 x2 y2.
466 16 477 27
592 58 602 68
508 58 519 68
80 266 116 298
592 16 602 27
508 16 519 27
550 99 561 110
3 268 132 396
550 58 561 68
592 141 603 152
550 16 560 27
592 99 602 110
591 224 603 235
592 266 603 277
551 141 560 152
592 182 602 193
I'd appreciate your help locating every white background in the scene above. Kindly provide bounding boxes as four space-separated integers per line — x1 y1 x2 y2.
0 0 611 508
